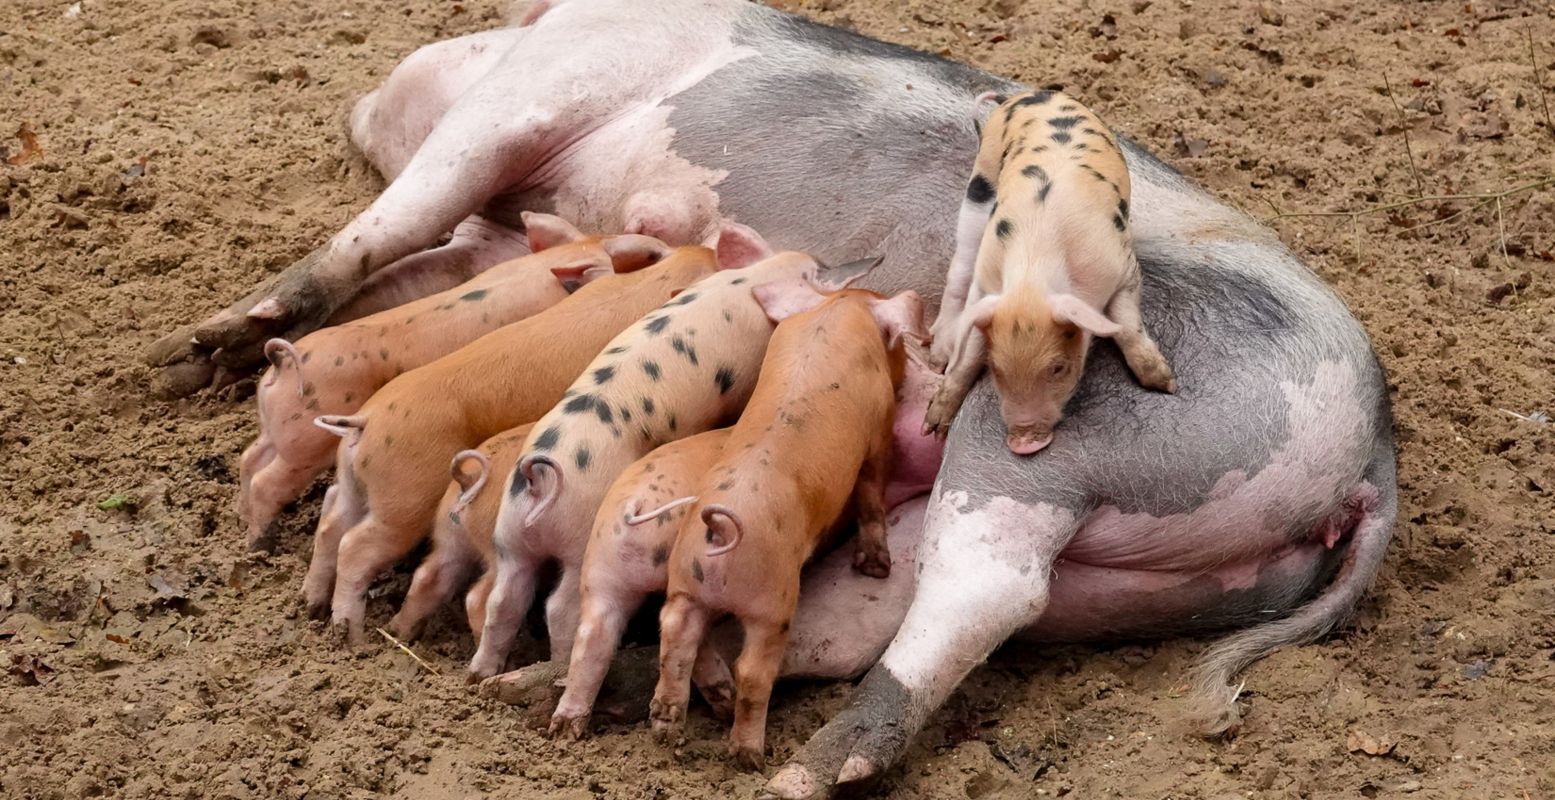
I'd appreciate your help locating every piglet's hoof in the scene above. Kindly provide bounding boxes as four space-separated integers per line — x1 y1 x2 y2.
731 742 767 772
547 711 590 741
852 543 891 579
647 699 686 746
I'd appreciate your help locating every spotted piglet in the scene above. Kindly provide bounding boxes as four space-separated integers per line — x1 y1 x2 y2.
925 90 1175 454
469 252 876 682
304 236 757 640
649 285 924 770
546 427 731 738
550 298 938 739
386 424 532 643
239 214 666 551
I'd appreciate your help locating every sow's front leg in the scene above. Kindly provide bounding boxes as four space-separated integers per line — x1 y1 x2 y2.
764 396 1088 800
147 0 729 393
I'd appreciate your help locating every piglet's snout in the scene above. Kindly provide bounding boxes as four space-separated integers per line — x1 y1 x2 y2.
1005 427 1054 455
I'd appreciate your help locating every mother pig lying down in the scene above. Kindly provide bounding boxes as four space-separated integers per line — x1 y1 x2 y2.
154 0 1399 794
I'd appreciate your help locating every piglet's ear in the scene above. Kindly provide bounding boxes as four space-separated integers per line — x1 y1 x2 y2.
868 290 927 352
966 295 1000 332
601 233 671 273
549 261 612 292
523 212 586 253
704 220 773 270
752 278 827 325
1049 294 1121 338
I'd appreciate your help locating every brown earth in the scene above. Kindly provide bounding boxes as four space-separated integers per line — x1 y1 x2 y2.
3 0 1553 797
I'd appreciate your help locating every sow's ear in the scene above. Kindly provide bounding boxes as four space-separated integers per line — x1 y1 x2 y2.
752 278 828 324
973 90 1007 119
703 220 773 270
814 254 884 292
601 233 671 273
523 211 587 253
1049 293 1122 338
868 290 927 351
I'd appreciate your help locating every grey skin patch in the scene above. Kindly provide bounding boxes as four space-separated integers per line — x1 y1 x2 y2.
965 175 994 204
460 288 489 302
714 366 736 394
1021 164 1048 182
508 468 528 498
1051 131 1072 145
645 316 672 335
691 559 704 583
995 219 1013 240
533 426 561 451
641 360 662 381
575 446 592 471
936 248 1356 521
671 337 699 366
564 394 596 414
1047 115 1083 130
593 365 616 384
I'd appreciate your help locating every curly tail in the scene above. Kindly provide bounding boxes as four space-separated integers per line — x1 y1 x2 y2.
1183 437 1398 736
263 338 305 398
516 453 562 528
449 450 491 514
314 414 366 446
624 495 698 525
700 504 744 557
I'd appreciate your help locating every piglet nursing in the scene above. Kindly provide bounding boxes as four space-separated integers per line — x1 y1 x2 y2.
238 214 664 551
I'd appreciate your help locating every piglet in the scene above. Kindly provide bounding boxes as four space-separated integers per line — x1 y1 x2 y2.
648 284 924 770
550 301 938 739
469 251 876 682
925 90 1175 454
239 213 666 551
304 232 761 640
546 427 731 738
386 423 531 643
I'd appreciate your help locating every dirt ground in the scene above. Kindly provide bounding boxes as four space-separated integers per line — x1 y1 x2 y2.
3 0 1553 797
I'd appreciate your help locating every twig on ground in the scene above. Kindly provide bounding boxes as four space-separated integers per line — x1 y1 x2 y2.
1384 73 1427 197
376 627 441 675
1530 28 1554 141
1262 177 1555 265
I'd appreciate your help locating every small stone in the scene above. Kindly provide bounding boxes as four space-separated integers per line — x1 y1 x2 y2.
1259 3 1285 26
1393 780 1423 793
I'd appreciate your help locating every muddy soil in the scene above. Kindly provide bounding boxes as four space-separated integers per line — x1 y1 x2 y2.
3 0 1553 797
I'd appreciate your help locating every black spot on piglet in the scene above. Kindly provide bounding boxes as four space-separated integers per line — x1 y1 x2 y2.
575 446 592 471
691 558 704 583
965 174 994 204
565 394 596 414
714 366 735 395
645 316 671 335
508 469 528 498
593 366 615 385
533 426 560 451
460 288 489 302
996 219 1014 240
652 545 669 566
641 360 662 381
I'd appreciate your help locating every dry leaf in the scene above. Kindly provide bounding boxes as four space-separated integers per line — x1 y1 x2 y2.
8 654 55 686
1346 729 1396 756
5 123 43 166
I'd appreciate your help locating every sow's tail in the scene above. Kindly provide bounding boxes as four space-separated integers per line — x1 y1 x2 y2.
263 338 305 398
1185 431 1399 736
449 450 491 514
